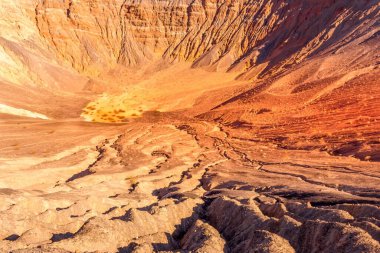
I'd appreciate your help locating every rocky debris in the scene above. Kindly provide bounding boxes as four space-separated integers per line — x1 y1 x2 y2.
52 198 202 252
239 230 295 253
329 204 380 220
181 220 228 252
207 196 380 253
297 220 380 253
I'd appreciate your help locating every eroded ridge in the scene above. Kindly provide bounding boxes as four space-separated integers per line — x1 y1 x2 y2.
0 120 379 252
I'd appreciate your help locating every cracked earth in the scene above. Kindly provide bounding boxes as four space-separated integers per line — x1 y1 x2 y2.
1 114 379 252
0 0 379 252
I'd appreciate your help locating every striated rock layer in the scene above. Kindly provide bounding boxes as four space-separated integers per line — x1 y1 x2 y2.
32 0 378 74
0 0 379 252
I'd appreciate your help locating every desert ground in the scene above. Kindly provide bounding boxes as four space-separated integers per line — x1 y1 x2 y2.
0 0 379 252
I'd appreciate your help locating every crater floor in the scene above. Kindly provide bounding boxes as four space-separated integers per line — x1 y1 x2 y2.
0 114 379 252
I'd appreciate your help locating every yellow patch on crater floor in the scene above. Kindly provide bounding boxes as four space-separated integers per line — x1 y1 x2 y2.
81 92 156 122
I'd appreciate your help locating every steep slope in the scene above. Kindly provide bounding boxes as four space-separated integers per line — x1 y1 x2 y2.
0 0 89 119
34 0 378 76
1 0 378 121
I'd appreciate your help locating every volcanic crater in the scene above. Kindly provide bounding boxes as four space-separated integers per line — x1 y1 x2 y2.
0 0 379 252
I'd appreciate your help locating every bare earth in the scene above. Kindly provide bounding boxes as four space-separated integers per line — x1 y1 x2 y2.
0 0 379 252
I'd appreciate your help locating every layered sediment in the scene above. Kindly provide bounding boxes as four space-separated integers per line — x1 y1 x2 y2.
0 0 379 252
